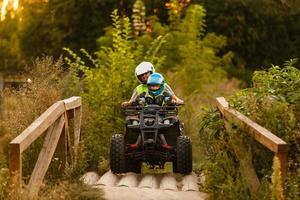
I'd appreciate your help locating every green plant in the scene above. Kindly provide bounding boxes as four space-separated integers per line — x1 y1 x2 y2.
0 57 85 199
64 9 167 169
38 180 104 200
199 62 300 199
0 168 9 200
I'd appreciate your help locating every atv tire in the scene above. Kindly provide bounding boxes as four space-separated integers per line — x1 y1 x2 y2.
176 135 192 174
110 134 126 173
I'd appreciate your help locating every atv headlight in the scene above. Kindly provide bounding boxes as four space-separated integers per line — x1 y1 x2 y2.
163 119 170 125
132 120 139 125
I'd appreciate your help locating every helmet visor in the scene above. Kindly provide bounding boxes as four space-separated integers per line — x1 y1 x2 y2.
137 72 150 83
148 84 161 91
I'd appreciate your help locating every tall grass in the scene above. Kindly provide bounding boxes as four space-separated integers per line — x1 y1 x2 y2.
0 57 102 199
199 63 300 199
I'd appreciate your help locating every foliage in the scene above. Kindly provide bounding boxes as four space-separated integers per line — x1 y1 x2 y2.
160 4 240 173
166 0 191 24
198 0 300 72
271 156 284 200
38 180 104 200
0 168 9 200
199 110 258 199
0 57 85 198
132 0 146 36
64 9 167 169
0 13 20 72
199 62 300 199
0 0 121 72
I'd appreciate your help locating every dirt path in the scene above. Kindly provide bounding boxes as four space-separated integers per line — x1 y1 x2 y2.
82 171 208 200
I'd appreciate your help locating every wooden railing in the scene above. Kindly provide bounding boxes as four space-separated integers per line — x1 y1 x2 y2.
9 96 82 199
216 97 287 199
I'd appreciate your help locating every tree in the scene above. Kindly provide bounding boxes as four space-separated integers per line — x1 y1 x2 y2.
196 0 300 70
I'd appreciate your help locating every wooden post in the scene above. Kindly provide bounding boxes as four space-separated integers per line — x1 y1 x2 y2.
64 111 74 165
9 143 21 198
0 73 3 114
73 106 82 164
27 115 65 199
56 119 67 175
0 73 3 91
8 96 82 198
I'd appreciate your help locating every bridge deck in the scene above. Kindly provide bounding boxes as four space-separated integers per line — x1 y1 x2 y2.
82 171 208 200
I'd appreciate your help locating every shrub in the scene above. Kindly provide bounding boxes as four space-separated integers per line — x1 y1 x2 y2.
64 9 167 169
199 61 300 199
0 57 85 198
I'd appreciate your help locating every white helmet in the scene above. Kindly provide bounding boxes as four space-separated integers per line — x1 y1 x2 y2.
135 61 155 77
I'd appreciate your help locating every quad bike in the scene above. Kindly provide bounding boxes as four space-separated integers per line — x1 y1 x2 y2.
110 104 192 175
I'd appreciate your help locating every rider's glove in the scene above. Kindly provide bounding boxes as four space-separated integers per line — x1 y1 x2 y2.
176 99 184 105
138 97 146 106
121 101 130 108
171 99 177 105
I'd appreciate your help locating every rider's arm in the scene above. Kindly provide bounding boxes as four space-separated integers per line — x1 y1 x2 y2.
121 88 138 107
164 83 174 95
129 88 139 103
164 83 184 104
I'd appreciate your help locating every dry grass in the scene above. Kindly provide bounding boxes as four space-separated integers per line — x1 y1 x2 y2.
173 77 242 172
0 57 103 200
37 181 104 200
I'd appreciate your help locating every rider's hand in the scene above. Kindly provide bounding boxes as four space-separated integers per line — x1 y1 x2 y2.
176 99 184 105
121 101 130 108
171 99 177 105
171 99 184 105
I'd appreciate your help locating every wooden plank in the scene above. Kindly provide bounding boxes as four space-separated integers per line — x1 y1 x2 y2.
27 114 65 198
64 111 74 165
215 97 228 116
58 128 67 175
4 76 28 83
10 101 65 153
226 108 286 152
216 97 287 153
0 73 3 91
276 151 287 192
8 143 21 197
63 96 81 110
73 106 82 164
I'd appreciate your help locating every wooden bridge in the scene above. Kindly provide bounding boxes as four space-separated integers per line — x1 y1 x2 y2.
7 96 287 199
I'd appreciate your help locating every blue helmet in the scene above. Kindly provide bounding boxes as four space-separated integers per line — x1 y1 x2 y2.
147 73 165 96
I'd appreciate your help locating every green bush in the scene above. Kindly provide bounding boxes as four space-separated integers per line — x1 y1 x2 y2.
160 4 241 172
199 61 300 199
0 168 9 200
0 57 84 198
64 9 167 169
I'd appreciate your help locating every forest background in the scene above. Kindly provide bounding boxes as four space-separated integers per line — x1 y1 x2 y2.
0 0 299 199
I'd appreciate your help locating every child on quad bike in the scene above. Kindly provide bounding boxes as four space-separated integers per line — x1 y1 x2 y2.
121 61 183 107
137 72 180 107
133 72 183 149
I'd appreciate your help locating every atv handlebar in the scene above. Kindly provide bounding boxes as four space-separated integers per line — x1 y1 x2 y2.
123 104 181 116
123 103 184 109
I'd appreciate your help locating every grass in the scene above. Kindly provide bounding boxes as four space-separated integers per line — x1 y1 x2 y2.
0 57 104 200
141 162 173 174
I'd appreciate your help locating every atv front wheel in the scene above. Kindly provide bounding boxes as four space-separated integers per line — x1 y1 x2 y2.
176 135 192 174
110 134 126 173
